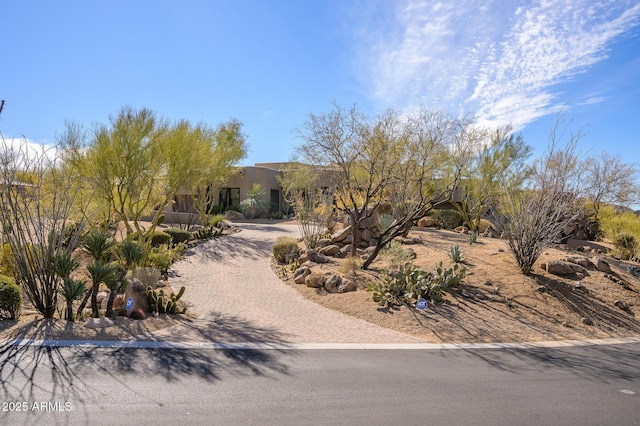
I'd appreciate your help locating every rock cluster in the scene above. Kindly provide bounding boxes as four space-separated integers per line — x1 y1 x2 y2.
328 211 383 256
541 256 613 277
292 267 356 293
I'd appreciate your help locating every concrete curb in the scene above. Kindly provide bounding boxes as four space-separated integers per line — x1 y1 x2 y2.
2 336 640 350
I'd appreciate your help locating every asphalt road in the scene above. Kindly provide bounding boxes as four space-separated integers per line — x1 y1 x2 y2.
0 342 638 425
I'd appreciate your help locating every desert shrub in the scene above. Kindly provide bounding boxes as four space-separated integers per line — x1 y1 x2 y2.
338 256 361 276
272 237 299 264
432 209 463 229
0 275 22 320
270 211 284 220
132 231 172 247
164 228 191 245
367 262 467 307
627 265 640 277
0 243 17 278
613 232 639 261
599 206 640 242
381 240 413 270
478 218 492 233
146 243 185 274
376 203 393 215
209 214 226 228
380 214 394 232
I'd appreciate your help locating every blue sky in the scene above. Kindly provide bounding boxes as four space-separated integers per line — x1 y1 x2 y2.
2 0 639 167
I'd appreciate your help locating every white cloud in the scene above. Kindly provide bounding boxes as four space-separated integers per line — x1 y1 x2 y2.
0 134 57 165
357 0 640 130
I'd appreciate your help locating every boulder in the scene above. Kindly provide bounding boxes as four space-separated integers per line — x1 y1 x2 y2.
324 275 342 293
224 210 245 221
454 226 470 234
543 260 576 276
339 245 352 257
307 250 330 264
331 226 352 243
359 216 380 229
316 238 332 248
96 291 109 306
361 228 373 243
124 278 149 314
338 280 357 293
614 300 628 310
84 317 115 329
293 266 311 284
305 273 325 288
318 245 340 257
417 216 436 228
566 256 593 269
593 257 612 273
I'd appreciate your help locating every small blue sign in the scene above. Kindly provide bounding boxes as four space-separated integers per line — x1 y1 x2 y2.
125 297 133 310
416 298 427 310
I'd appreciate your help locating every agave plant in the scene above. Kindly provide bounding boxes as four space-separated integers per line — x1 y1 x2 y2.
59 277 86 321
448 245 465 264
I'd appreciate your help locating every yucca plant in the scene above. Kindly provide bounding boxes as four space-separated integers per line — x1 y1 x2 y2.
82 228 115 261
59 277 86 321
53 250 80 280
105 240 145 317
76 260 118 318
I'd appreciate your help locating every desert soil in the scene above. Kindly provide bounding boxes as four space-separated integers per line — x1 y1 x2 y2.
2 225 639 344
279 227 640 343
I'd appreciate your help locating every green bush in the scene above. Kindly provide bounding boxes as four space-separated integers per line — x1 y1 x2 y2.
272 236 299 264
164 228 192 245
613 232 639 260
0 275 22 320
146 243 186 274
478 218 492 233
382 240 413 270
132 230 172 247
208 214 226 228
431 209 463 229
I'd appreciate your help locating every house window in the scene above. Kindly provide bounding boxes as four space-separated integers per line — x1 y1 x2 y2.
219 188 240 210
270 189 280 212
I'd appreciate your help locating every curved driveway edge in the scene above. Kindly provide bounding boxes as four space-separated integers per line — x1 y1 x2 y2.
143 222 426 344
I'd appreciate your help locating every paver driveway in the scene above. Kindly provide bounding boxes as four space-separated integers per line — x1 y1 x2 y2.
146 222 424 344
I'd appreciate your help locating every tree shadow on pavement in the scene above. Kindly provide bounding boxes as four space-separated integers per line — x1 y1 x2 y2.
0 313 294 423
444 342 640 384
141 310 294 344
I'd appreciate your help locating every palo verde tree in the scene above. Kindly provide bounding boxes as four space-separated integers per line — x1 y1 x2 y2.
291 103 474 269
454 125 533 232
61 106 247 236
